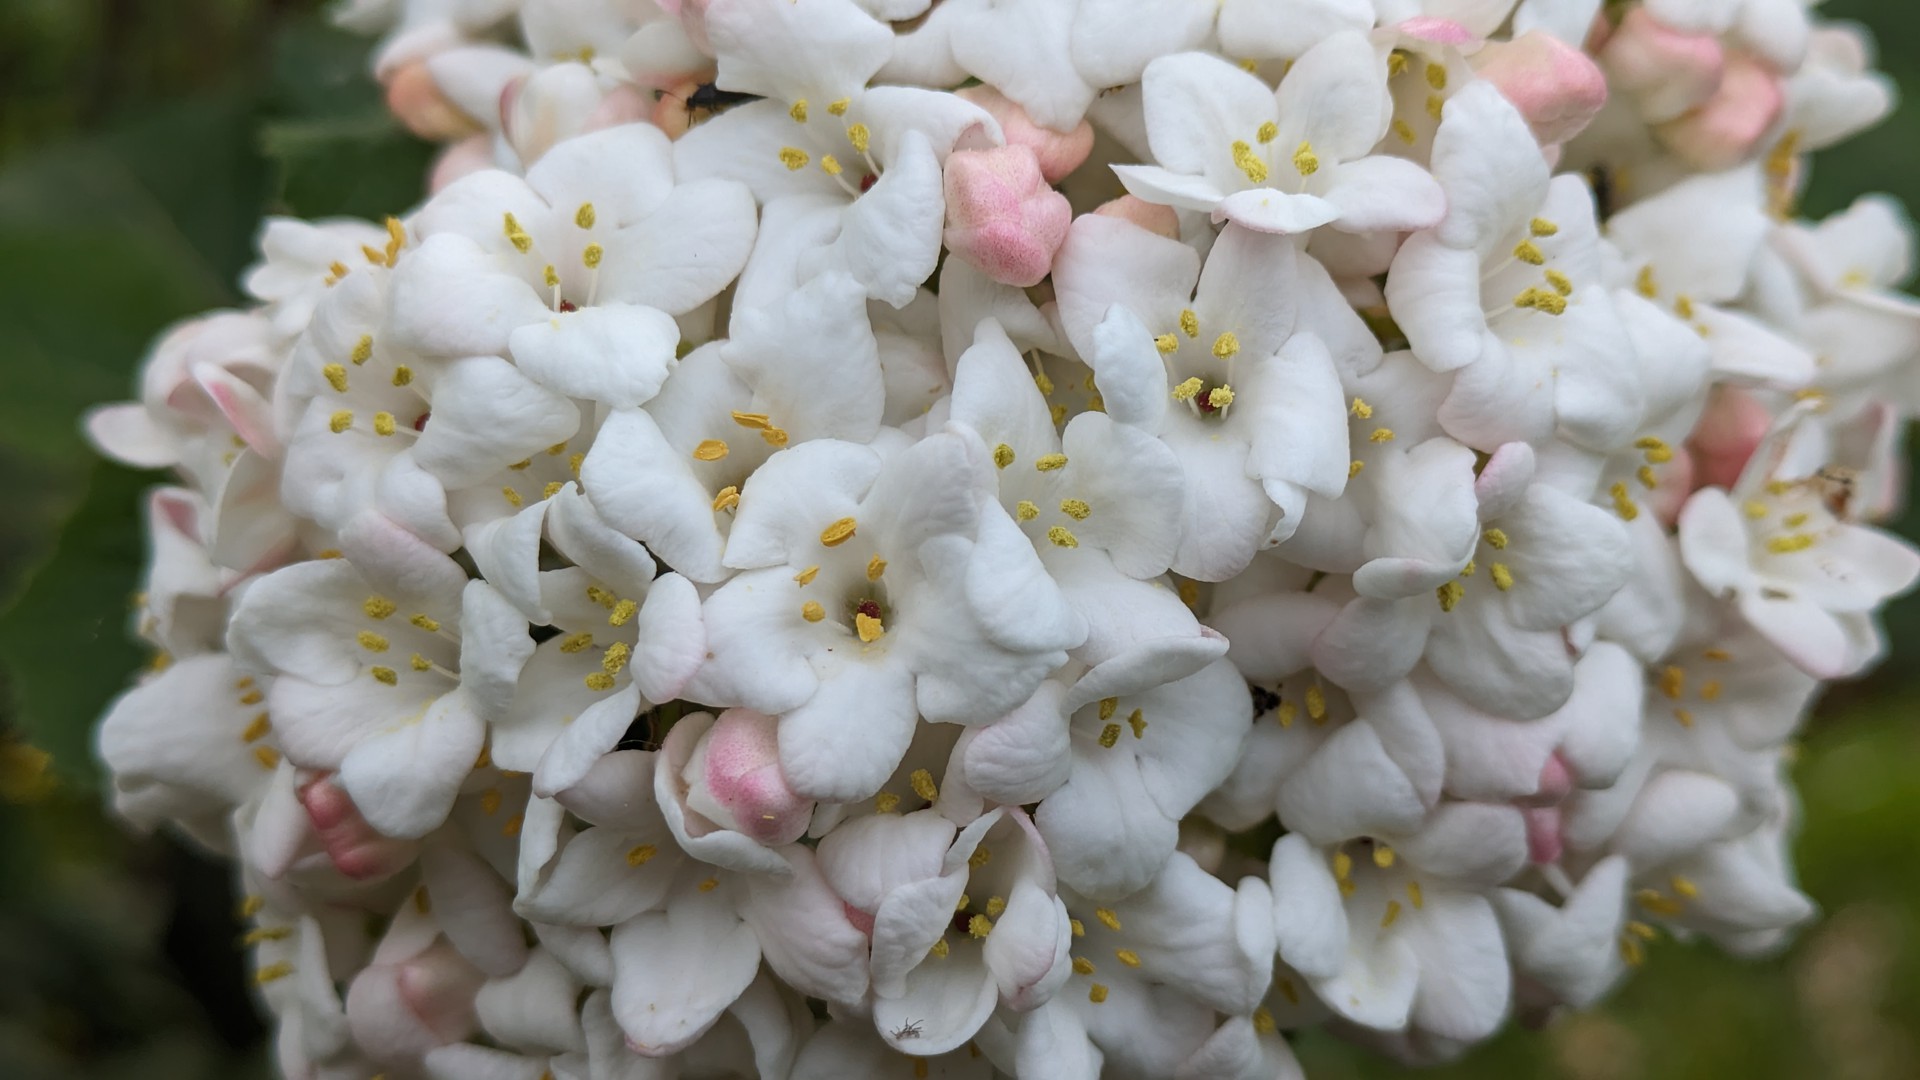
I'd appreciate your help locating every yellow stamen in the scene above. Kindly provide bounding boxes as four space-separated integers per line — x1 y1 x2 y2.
795 565 820 586
1291 140 1318 176
1172 376 1204 401
1089 983 1109 1003
968 914 993 938
993 443 1015 468
1231 140 1269 183
575 203 596 229
778 147 810 170
329 410 353 433
1436 580 1464 612
712 486 740 512
1073 957 1095 975
789 100 808 123
1155 333 1179 353
1208 386 1235 409
1211 332 1239 359
1128 709 1147 738
1490 563 1514 591
855 611 884 642
1179 309 1199 337
828 98 850 116
627 844 657 866
356 631 389 653
1035 453 1068 471
1095 908 1121 931
693 439 728 461
1016 500 1039 521
1381 900 1403 928
1513 240 1545 265
584 672 615 691
1098 723 1122 748
391 365 412 386
910 769 938 802
1531 217 1558 237
1767 534 1815 553
323 364 349 392
364 596 396 619
1115 948 1142 968
1256 121 1278 144
370 666 398 686
582 243 603 269
1060 498 1091 520
821 517 857 546
1047 526 1078 548
373 412 396 436
846 124 871 153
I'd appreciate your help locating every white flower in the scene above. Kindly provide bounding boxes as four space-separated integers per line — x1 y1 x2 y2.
1113 37 1446 235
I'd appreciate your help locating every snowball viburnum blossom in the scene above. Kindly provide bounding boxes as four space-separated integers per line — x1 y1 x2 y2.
82 0 1920 1075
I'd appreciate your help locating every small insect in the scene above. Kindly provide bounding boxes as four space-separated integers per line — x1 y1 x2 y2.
1811 465 1859 517
890 1018 924 1040
1587 164 1616 222
684 82 762 115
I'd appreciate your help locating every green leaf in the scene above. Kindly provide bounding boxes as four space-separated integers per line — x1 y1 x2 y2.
0 462 159 788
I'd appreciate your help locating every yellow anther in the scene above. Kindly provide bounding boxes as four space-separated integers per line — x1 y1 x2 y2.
847 124 871 153
1016 500 1039 521
384 216 406 265
819 154 843 176
1070 918 1085 937
1276 701 1298 727
1482 527 1509 549
325 260 349 284
1035 453 1068 471
503 213 532 253
584 672 615 691
1115 948 1142 968
1392 118 1417 144
1253 1007 1277 1035
1256 120 1278 144
254 962 294 985
729 410 771 429
821 517 858 546
601 642 631 674
698 876 718 892
1530 217 1559 237
573 203 596 230
1381 900 1403 928
875 791 900 813
1619 935 1645 967
609 598 638 626
1373 844 1395 869
1350 397 1373 419
1635 265 1659 298
502 487 523 508
1388 50 1410 75
712 485 740 512
239 688 264 706
1155 333 1179 353
1671 875 1699 898
689 439 731 463
1407 880 1424 909
559 632 594 653
855 612 884 642
1047 526 1079 548
1059 498 1091 520
1767 534 1816 554
253 745 281 769
243 926 292 946
368 411 395 437
1088 983 1109 1003
1291 140 1318 176
322 363 349 393
1208 386 1235 410
370 666 398 686
1128 709 1147 738
828 98 850 116
866 555 887 581
778 147 810 170
391 365 413 387
1674 295 1695 319
968 914 993 938
1513 240 1545 265
1637 464 1658 489
1700 679 1723 702
582 243 603 269
993 443 1015 468
508 458 533 471
956 894 970 912
910 769 938 801
348 336 374 367
795 565 820 586
411 613 440 631
1211 332 1240 359
364 596 396 619
1545 269 1573 296
242 713 271 743
1072 956 1095 975
1179 309 1199 337
1425 62 1447 90
1627 920 1658 941
478 788 502 816
789 100 808 123
1783 512 1809 528
1099 698 1118 721
1490 562 1514 591
626 843 657 866
1304 684 1326 722
1611 481 1641 521
1369 427 1394 443
1514 287 1568 315
1172 377 1204 401
357 631 389 653
1436 580 1464 612
1231 140 1269 183
799 599 824 622
1094 907 1121 931
238 895 265 919
761 425 789 447
1426 94 1444 118
329 410 353 433
1658 665 1685 700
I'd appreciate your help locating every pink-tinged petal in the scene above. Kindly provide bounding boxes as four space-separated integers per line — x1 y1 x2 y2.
1654 53 1786 171
1599 7 1725 124
683 709 815 847
957 85 1095 182
299 774 418 882
347 941 484 1069
1472 31 1609 145
943 145 1072 288
742 846 872 1005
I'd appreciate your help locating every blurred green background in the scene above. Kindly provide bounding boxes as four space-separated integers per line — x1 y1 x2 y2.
0 2 1916 1077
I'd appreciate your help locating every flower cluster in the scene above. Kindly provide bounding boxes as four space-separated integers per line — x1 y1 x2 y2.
88 0 1920 1077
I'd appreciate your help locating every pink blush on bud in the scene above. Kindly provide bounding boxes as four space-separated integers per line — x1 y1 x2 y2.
942 146 1071 288
1092 195 1180 240
1474 32 1610 147
1523 806 1564 864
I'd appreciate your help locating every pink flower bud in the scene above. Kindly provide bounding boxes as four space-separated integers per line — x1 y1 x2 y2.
1393 17 1478 47
653 76 707 140
585 83 655 134
1092 196 1180 239
1688 385 1773 492
384 60 482 141
956 86 1095 183
1600 7 1726 123
428 135 494 195
942 145 1072 288
1473 31 1610 147
346 940 483 1066
1654 52 1785 171
298 774 418 882
1523 806 1564 864
684 709 813 845
1652 444 1696 527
